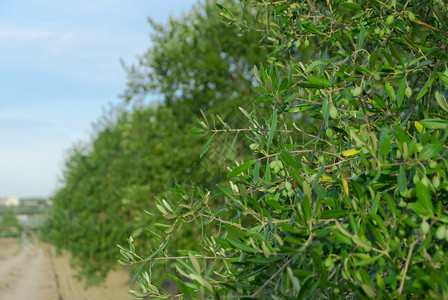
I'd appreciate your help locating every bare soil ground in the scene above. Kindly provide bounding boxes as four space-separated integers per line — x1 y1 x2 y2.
0 237 134 300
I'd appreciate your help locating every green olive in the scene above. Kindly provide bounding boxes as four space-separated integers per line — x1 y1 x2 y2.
386 15 394 25
408 11 415 22
329 105 338 119
420 221 430 234
405 86 412 98
352 86 362 97
436 225 446 240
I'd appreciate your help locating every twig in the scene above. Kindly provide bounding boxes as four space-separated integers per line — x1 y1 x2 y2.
250 256 294 298
374 0 448 36
198 212 248 231
135 255 229 264
398 239 418 295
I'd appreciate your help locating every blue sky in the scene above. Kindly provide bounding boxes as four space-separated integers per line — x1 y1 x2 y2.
0 0 198 198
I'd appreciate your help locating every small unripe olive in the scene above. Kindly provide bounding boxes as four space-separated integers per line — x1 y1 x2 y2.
249 143 258 150
295 40 301 48
386 15 394 25
379 29 385 38
326 128 333 138
329 105 338 119
285 181 292 191
433 176 440 189
430 161 437 169
352 86 362 97
408 11 415 22
420 221 430 234
385 27 391 35
374 27 381 35
274 166 281 174
405 86 412 98
304 39 310 47
436 225 446 240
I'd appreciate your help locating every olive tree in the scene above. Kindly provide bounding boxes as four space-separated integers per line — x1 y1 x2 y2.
119 0 448 298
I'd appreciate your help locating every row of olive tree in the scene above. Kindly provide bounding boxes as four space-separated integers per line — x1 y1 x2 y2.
119 0 448 298
44 0 267 284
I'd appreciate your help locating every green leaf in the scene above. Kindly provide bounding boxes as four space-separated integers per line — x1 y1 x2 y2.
357 24 366 49
216 3 234 19
419 140 444 160
200 133 215 158
416 75 436 101
188 128 206 136
341 2 363 10
225 133 238 160
321 209 350 219
415 181 434 216
287 104 315 113
228 160 255 178
437 72 448 86
398 166 407 193
253 65 262 84
369 50 378 69
227 238 258 253
419 119 448 130
435 91 448 112
397 76 407 106
267 111 277 148
355 254 384 267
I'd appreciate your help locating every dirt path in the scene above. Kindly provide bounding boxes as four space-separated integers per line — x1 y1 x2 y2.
0 237 134 300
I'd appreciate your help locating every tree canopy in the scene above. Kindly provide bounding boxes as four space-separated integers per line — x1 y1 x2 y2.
118 0 448 298
44 0 267 284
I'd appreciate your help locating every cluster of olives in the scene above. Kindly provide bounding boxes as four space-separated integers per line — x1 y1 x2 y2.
270 159 285 176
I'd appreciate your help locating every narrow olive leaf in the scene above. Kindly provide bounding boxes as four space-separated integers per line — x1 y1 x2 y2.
239 107 252 119
227 238 258 253
224 133 238 160
416 75 436 101
355 254 383 267
253 65 263 85
188 128 207 137
414 121 423 133
342 149 361 157
416 181 434 216
437 72 448 86
357 24 366 49
188 253 201 274
435 91 448 112
369 50 378 69
419 119 448 130
228 160 255 178
200 133 215 158
397 76 407 106
216 3 234 19
267 111 277 148
341 168 349 197
341 2 363 10
321 209 351 219
398 166 407 193
280 151 303 186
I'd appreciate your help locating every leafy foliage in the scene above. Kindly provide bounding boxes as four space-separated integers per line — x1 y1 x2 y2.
44 0 267 285
119 0 448 298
